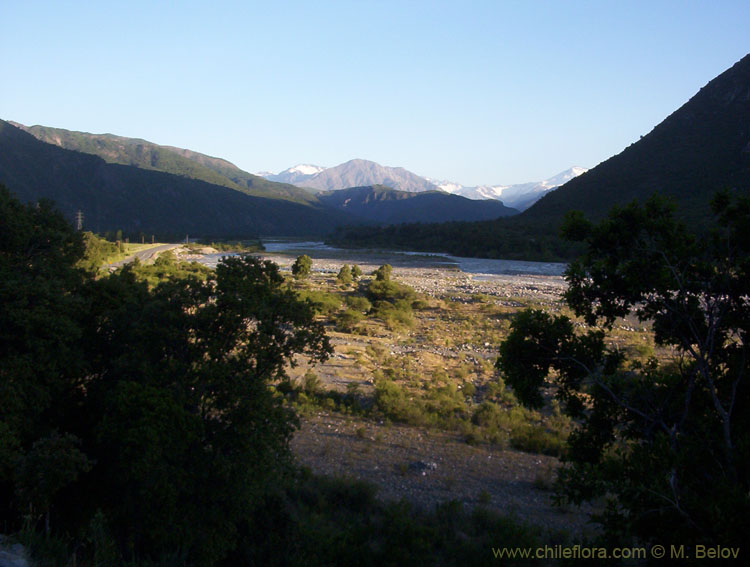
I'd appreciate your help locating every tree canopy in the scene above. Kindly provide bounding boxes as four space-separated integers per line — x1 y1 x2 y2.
497 192 749 546
292 254 313 279
0 185 332 565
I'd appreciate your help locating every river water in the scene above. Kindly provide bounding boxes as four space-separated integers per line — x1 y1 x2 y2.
197 239 566 278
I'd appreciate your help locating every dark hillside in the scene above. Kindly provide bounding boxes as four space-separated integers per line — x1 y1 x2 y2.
13 122 319 205
524 54 750 223
0 120 348 238
317 184 517 224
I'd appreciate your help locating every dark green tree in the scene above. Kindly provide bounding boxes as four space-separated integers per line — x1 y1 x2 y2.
373 263 393 281
292 254 312 279
351 264 363 280
498 193 749 547
0 186 333 565
0 185 87 524
76 256 332 564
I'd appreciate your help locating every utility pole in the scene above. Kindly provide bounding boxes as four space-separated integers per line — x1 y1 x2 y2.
75 210 84 231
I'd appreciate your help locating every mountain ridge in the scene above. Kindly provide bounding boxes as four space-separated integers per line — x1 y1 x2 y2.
317 184 517 224
11 122 320 205
522 54 750 223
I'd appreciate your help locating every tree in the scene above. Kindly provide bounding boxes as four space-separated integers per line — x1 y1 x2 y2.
0 185 87 524
497 193 749 547
292 254 312 279
337 264 353 285
79 256 332 563
373 263 393 281
351 264 363 280
0 186 333 565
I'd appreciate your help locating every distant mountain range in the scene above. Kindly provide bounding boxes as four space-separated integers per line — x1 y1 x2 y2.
259 159 586 210
267 159 440 193
429 167 587 210
13 46 744 253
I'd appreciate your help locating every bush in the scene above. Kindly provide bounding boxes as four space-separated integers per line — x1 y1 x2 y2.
297 290 342 316
345 295 372 313
372 300 415 329
374 380 426 426
366 279 416 304
336 309 363 332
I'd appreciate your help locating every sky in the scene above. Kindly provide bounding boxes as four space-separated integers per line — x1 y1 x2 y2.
2 1 748 186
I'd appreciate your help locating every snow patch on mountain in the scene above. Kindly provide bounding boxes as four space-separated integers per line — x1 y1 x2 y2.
286 164 326 176
260 164 326 184
432 167 587 210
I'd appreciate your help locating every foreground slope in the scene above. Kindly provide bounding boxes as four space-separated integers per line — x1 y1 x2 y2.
0 120 348 237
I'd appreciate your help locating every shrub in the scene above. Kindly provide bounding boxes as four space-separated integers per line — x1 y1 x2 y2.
297 290 342 316
336 309 363 332
345 294 372 313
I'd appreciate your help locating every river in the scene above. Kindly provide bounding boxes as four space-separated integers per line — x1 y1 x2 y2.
196 239 566 278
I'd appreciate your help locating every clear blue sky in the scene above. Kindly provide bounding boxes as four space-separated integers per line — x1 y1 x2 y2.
2 1 748 185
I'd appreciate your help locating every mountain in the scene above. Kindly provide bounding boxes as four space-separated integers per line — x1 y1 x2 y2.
317 185 517 225
275 159 440 193
11 122 319 205
261 159 586 209
432 167 587 210
0 120 349 238
523 55 750 223
264 164 326 185
330 54 750 260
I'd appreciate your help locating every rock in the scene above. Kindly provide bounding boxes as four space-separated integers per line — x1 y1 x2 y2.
409 460 438 475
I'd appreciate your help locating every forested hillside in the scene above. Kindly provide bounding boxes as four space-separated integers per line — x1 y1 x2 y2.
0 120 349 238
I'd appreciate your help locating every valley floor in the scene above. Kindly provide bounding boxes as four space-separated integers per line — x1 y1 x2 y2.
174 246 631 539
257 253 597 538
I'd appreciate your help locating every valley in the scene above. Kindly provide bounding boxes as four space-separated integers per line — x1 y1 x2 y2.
172 240 651 537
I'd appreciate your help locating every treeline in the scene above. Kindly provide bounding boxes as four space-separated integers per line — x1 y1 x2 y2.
328 217 585 262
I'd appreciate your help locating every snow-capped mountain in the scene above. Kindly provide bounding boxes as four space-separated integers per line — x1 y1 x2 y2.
432 167 587 211
262 164 326 185
260 159 439 193
260 161 586 210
